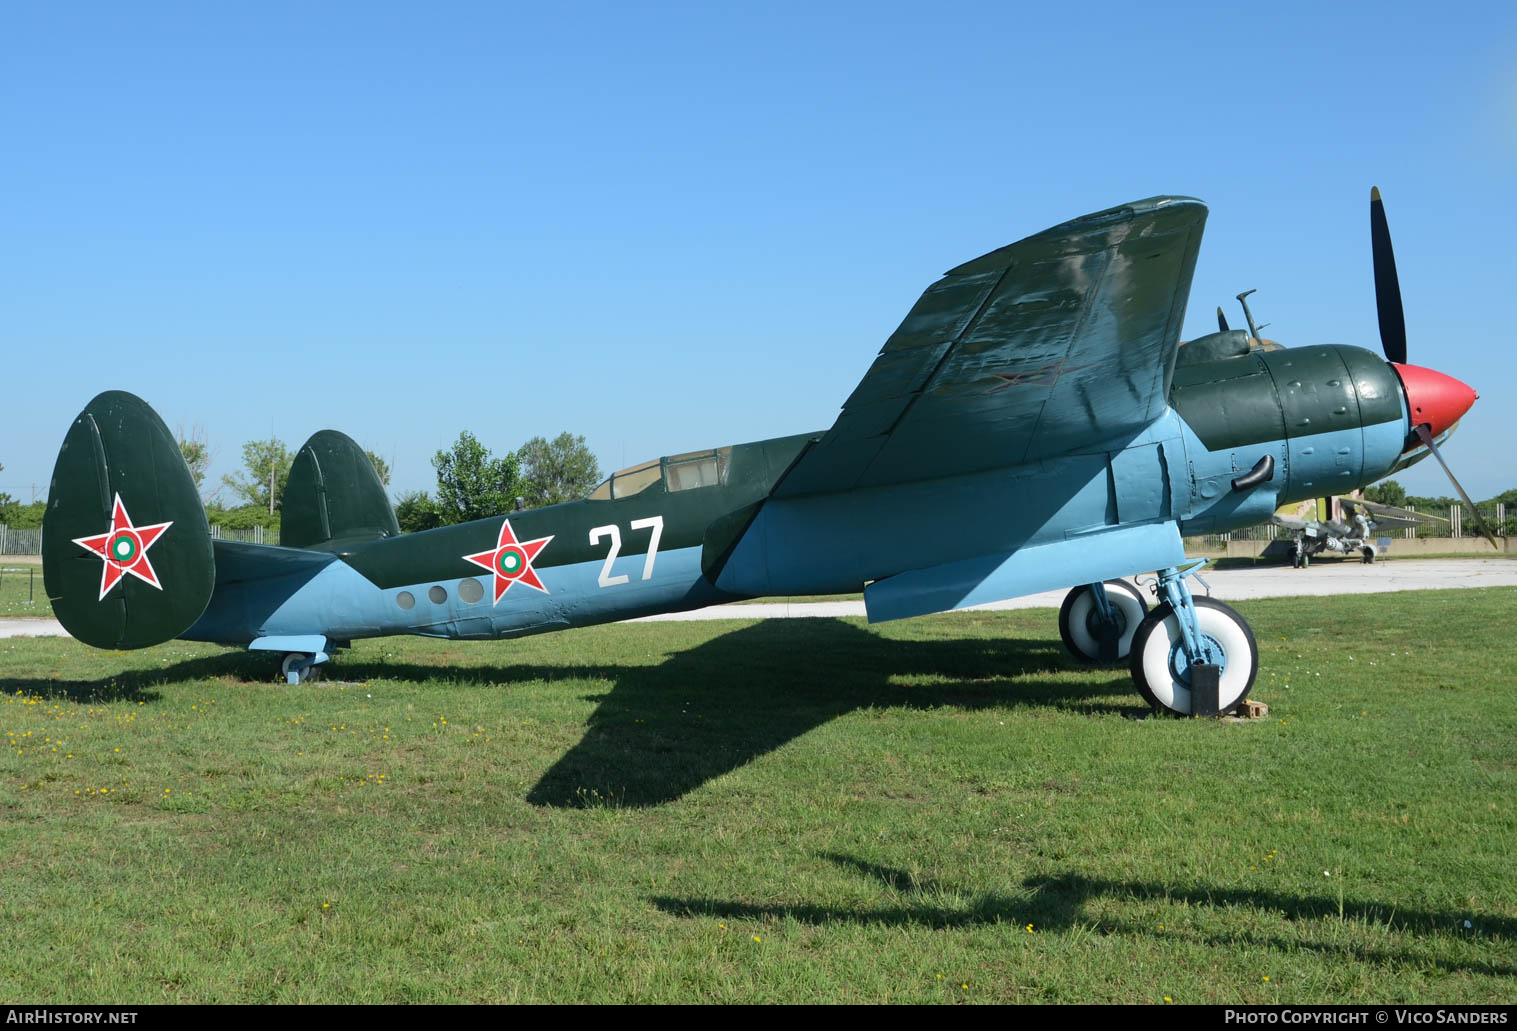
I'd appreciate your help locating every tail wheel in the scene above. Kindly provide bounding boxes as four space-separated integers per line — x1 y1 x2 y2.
1059 579 1148 664
280 652 320 685
1129 596 1258 716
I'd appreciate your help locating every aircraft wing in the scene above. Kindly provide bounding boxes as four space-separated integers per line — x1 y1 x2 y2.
1367 516 1421 532
1349 498 1448 524
773 196 1207 498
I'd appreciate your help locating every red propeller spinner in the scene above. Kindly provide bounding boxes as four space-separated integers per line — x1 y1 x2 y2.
1391 363 1477 439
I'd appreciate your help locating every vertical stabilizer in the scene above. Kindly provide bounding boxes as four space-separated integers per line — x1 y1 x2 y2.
42 391 215 649
281 430 400 549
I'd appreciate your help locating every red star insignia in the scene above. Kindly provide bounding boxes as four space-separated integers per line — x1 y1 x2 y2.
71 494 173 601
462 518 553 603
987 359 1099 394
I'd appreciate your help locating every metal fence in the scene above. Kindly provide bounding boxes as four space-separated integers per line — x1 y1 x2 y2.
1395 503 1507 539
1183 504 1512 552
0 526 41 555
208 525 280 545
0 524 281 554
1193 504 1509 546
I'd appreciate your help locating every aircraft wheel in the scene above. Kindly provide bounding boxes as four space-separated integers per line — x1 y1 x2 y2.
280 652 320 685
1059 579 1148 664
1129 597 1258 716
1362 546 1376 564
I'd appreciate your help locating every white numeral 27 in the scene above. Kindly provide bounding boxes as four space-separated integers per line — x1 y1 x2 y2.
589 516 664 588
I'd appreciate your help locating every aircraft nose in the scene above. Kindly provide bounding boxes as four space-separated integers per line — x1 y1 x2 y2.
1391 363 1477 439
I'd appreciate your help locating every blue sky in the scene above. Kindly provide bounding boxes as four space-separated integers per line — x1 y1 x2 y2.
4 1 1514 505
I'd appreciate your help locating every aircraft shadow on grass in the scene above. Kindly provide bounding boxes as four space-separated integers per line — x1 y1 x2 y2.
0 648 594 705
0 650 257 705
651 853 1517 979
4 618 1139 806
518 619 1141 808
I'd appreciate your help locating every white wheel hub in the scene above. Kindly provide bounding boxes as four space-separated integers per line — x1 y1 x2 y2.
1135 599 1256 714
1066 586 1145 660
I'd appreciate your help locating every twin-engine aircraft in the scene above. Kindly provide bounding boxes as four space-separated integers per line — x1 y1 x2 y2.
43 191 1483 715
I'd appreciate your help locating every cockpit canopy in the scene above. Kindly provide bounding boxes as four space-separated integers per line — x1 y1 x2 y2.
588 446 732 501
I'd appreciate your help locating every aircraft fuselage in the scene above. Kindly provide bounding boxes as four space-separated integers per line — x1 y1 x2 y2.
183 343 1414 648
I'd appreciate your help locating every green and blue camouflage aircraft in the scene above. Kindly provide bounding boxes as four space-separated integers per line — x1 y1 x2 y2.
1273 496 1456 568
41 190 1485 716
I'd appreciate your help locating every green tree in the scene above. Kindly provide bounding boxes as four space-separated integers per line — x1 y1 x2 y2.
394 489 442 533
222 438 292 513
364 448 392 488
203 502 281 531
1406 494 1457 511
1363 479 1406 508
517 432 601 508
177 424 211 493
432 431 521 525
1 501 45 529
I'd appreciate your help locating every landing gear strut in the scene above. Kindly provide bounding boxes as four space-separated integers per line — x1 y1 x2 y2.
1129 562 1258 717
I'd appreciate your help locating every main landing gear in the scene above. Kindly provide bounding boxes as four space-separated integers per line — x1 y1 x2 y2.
1058 579 1148 664
1061 564 1259 717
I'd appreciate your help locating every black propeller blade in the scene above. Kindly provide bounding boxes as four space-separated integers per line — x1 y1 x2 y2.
1370 186 1408 364
1217 306 1230 333
1413 424 1499 549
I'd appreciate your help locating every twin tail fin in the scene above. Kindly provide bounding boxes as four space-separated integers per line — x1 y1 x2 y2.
42 391 215 649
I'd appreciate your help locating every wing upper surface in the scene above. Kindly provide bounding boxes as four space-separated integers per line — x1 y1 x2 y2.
774 196 1207 497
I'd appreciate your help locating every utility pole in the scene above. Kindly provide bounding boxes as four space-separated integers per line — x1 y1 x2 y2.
269 439 276 514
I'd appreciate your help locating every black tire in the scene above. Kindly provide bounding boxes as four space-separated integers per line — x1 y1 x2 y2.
1128 596 1258 716
1059 579 1149 664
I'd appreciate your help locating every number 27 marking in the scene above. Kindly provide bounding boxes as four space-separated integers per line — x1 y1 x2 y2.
589 516 664 588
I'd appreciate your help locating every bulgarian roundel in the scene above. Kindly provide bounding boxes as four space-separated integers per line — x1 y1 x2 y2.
462 519 553 603
71 494 173 601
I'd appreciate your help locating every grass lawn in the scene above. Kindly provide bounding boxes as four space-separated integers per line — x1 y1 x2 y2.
1 589 1514 1003
0 560 49 618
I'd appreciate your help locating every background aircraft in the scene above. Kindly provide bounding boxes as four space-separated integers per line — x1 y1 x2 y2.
41 191 1486 717
1273 497 1449 567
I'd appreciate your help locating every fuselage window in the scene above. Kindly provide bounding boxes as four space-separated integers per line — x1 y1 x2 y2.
611 460 662 499
666 455 719 491
664 447 731 492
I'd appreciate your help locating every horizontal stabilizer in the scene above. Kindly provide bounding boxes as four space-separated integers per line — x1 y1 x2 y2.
42 391 215 649
212 539 336 586
864 522 1184 623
